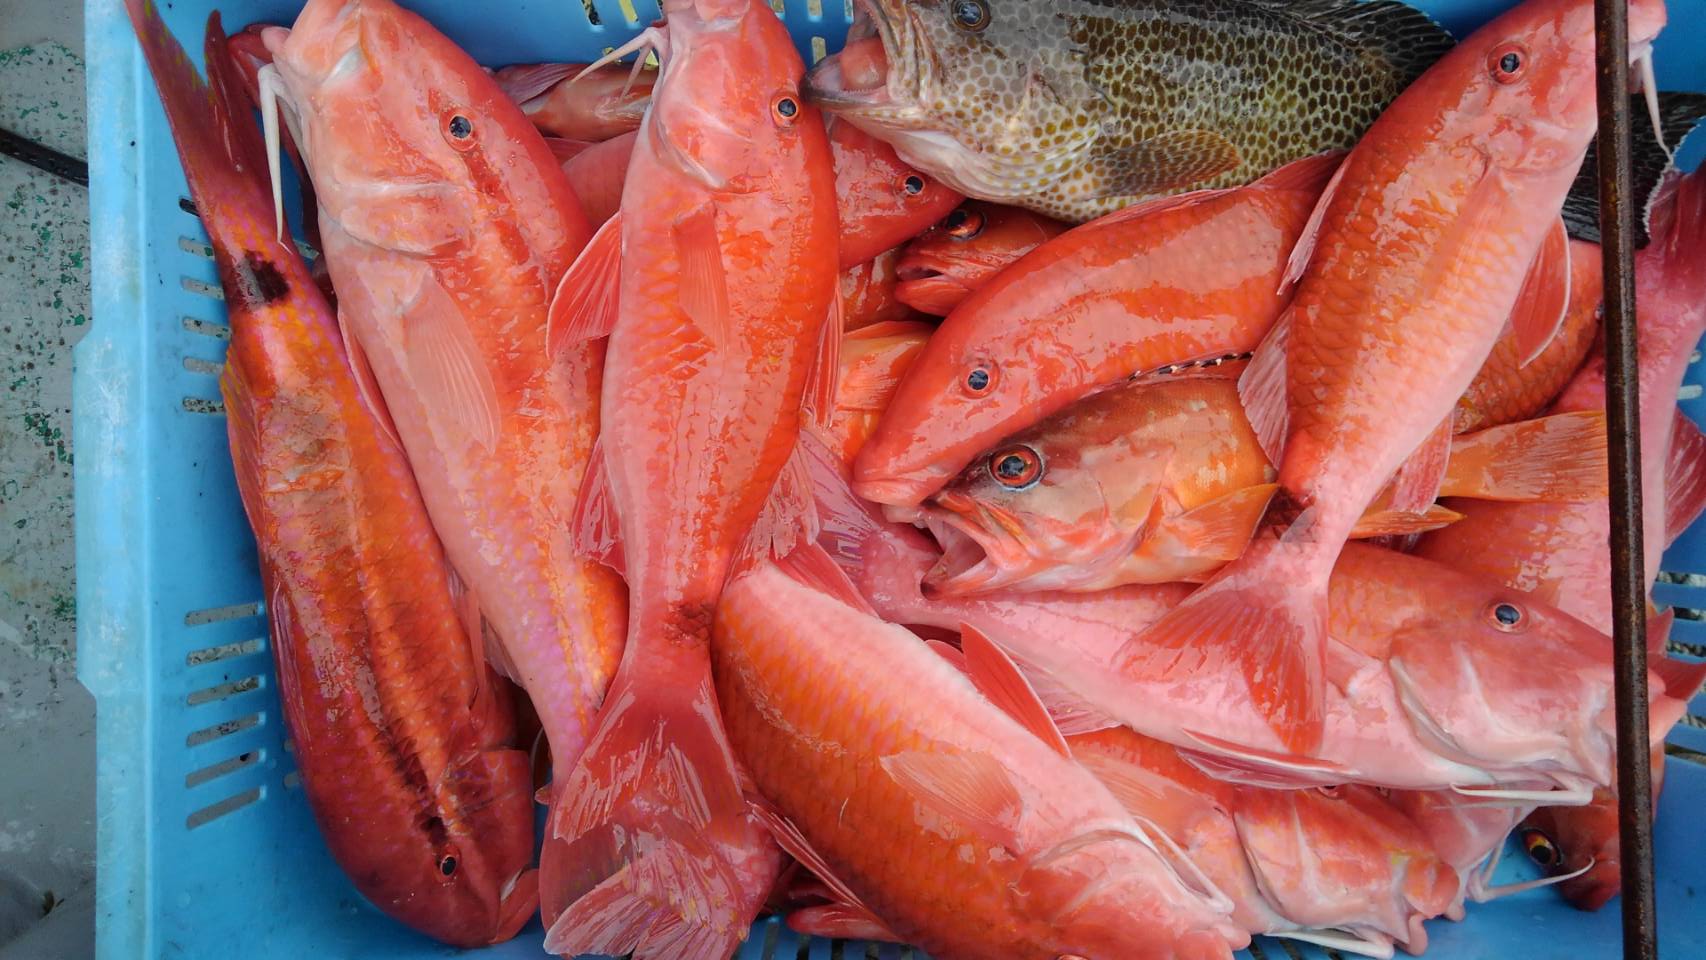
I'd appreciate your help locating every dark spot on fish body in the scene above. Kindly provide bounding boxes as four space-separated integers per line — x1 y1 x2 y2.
222 251 291 311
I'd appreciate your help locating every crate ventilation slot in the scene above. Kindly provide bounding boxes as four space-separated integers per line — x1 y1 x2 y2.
181 315 230 340
181 396 225 415
181 277 223 301
184 601 263 626
186 712 262 748
182 355 222 376
186 787 261 829
186 675 262 707
185 637 262 667
185 749 261 789
177 235 213 260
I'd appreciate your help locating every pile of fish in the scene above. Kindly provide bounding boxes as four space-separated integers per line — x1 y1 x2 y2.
126 0 1706 955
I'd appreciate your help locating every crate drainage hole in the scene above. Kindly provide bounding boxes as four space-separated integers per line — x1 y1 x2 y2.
182 355 222 376
184 601 262 627
186 787 261 829
185 750 261 789
181 277 223 300
186 675 261 707
181 315 230 340
186 637 262 667
1666 743 1706 767
177 235 213 260
181 396 225 416
186 713 261 748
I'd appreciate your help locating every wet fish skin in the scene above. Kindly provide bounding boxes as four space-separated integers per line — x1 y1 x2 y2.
895 201 1070 316
495 60 655 142
831 117 963 269
129 4 538 945
806 0 1451 222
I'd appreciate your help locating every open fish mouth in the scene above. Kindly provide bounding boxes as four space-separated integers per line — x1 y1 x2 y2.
803 0 898 110
894 249 971 313
919 492 1037 595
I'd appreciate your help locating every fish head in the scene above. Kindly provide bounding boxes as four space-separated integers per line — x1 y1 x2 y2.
264 0 557 256
1418 0 1666 179
803 0 1102 201
1519 791 1626 911
830 117 964 267
919 413 1167 595
641 0 826 194
896 201 1068 315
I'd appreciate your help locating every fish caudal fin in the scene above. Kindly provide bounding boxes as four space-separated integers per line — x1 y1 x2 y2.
543 641 756 957
1440 410 1609 503
1666 415 1706 545
1117 523 1331 753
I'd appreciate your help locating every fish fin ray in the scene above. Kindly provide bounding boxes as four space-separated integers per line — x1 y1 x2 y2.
748 799 873 917
1283 152 1354 290
1179 728 1350 789
548 210 624 353
803 292 843 429
786 904 902 943
1162 483 1280 563
1349 503 1462 538
1442 411 1608 502
673 204 731 346
959 623 1072 758
569 438 627 576
1388 415 1454 515
495 61 582 106
1087 129 1240 199
771 541 878 617
335 307 405 452
1510 217 1572 365
1239 312 1292 465
879 750 1024 848
735 442 819 575
1666 415 1706 544
403 281 502 452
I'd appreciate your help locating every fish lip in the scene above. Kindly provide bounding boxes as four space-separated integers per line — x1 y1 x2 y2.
804 0 899 110
851 471 945 509
919 494 1035 595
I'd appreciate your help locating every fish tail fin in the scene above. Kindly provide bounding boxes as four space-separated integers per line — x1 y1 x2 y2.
1117 516 1333 753
1440 410 1610 503
543 636 756 956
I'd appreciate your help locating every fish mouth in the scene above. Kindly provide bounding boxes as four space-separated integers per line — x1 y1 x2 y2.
919 491 1037 596
894 250 971 314
804 0 900 111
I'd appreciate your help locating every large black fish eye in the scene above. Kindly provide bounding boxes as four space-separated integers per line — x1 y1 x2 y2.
438 854 458 876
965 367 992 394
1490 601 1524 630
950 0 991 32
989 445 1042 489
447 115 472 140
1522 829 1561 871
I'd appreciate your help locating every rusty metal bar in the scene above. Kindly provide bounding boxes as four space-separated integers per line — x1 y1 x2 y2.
1595 0 1658 956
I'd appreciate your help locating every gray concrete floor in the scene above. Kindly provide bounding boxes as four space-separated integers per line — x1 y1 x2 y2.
0 5 96 957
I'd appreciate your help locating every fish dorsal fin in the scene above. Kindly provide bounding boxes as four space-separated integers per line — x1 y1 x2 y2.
673 204 731 346
785 904 902 943
1246 0 1453 78
336 307 404 453
1509 217 1572 366
879 750 1025 848
748 800 875 918
773 541 878 617
1239 312 1293 466
1654 651 1706 704
568 438 625 577
735 442 820 576
1440 410 1609 503
1282 151 1354 291
1666 415 1706 544
959 623 1072 759
1388 415 1455 515
402 279 502 452
1087 130 1241 200
547 210 623 354
803 292 843 429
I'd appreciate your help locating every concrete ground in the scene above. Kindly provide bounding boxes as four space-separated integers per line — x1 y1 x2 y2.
0 5 96 958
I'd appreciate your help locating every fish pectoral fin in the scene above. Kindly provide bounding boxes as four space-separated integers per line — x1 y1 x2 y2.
493 61 582 105
1238 311 1292 466
1666 413 1706 543
673 202 732 346
785 904 903 943
1440 410 1608 503
1387 415 1454 515
1648 608 1677 665
959 623 1072 759
1160 483 1280 563
735 442 820 576
1509 216 1573 366
569 437 626 577
402 279 502 452
802 291 843 429
1282 150 1353 290
336 306 405 453
771 541 878 617
879 750 1026 849
749 799 883 926
547 210 623 353
1086 129 1241 200
1348 502 1461 538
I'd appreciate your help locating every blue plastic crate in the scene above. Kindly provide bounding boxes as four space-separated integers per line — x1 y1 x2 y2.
74 0 1706 956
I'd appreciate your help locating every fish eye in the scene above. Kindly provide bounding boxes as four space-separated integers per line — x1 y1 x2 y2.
945 208 985 240
772 95 800 124
903 174 926 196
1317 784 1342 798
963 364 996 396
1522 829 1561 870
950 0 991 32
1489 42 1528 84
989 445 1043 489
438 853 458 876
1488 601 1525 631
444 113 476 151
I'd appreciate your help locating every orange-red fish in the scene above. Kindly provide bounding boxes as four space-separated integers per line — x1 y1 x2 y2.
541 1 840 955
1127 0 1667 753
1454 239 1604 433
840 247 925 331
825 320 932 463
895 202 1070 316
130 4 537 944
830 117 962 269
713 556 1244 960
494 60 655 142
923 370 1607 594
558 129 636 227
854 152 1338 509
263 0 629 914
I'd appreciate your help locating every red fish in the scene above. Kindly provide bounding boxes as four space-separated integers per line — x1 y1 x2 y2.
494 60 655 142
825 320 932 463
559 130 637 227
714 556 1243 960
129 4 536 944
1128 0 1668 753
830 117 963 269
541 1 840 954
895 202 1070 316
854 152 1339 508
840 247 926 331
